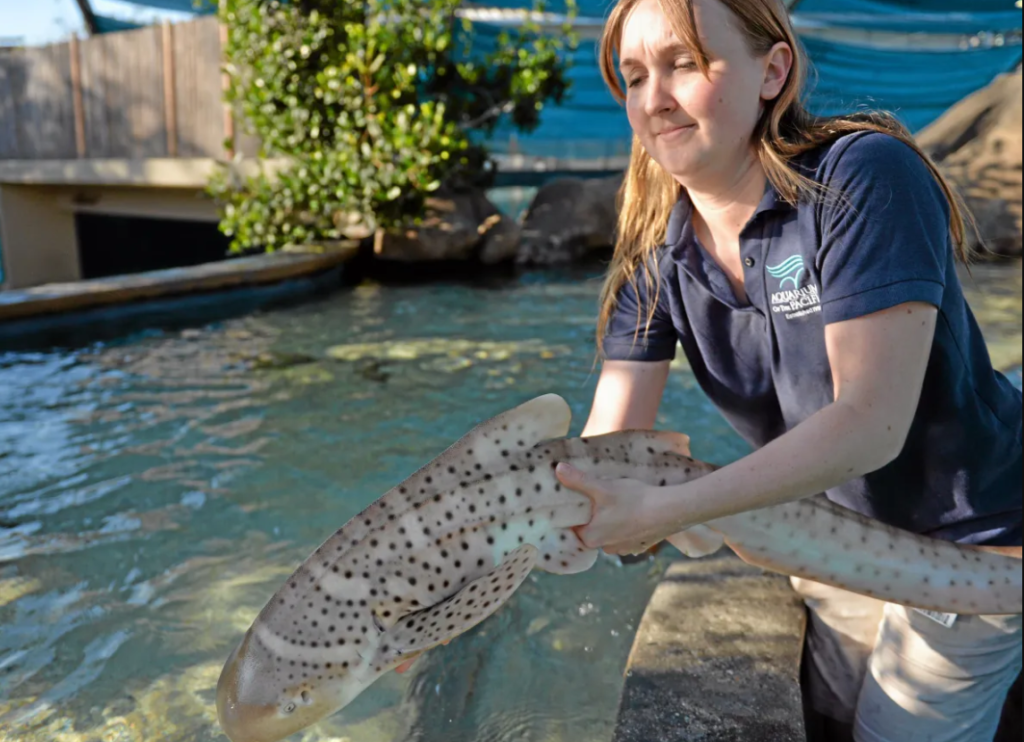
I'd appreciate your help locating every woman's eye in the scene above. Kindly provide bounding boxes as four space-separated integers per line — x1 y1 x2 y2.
626 76 645 89
674 60 696 71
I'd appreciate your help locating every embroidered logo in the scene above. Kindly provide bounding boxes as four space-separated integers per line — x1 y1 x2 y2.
766 255 806 288
768 254 821 321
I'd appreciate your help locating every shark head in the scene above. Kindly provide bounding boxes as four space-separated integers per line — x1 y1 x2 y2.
216 595 396 742
216 621 345 742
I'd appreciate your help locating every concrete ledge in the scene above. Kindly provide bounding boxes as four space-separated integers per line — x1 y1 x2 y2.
613 552 807 742
0 158 290 189
0 247 356 322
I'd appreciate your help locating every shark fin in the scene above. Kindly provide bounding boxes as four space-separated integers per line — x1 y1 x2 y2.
372 544 539 672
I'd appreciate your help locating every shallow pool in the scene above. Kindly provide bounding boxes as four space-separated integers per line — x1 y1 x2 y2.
0 261 1020 742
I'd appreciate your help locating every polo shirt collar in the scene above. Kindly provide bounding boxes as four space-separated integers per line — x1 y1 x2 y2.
663 176 793 252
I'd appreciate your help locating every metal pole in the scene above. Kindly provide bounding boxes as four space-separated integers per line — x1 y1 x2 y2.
73 0 99 36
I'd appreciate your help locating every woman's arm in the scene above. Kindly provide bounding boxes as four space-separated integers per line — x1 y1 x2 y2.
561 301 938 549
581 359 671 436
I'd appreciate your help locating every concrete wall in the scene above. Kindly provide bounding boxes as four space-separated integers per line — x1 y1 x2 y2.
0 184 79 289
0 157 236 290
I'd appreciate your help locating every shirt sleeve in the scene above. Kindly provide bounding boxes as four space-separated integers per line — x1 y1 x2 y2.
601 256 678 362
816 132 950 326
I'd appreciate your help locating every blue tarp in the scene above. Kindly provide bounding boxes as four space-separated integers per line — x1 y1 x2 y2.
477 0 1022 153
112 0 215 11
97 0 1022 155
94 15 143 33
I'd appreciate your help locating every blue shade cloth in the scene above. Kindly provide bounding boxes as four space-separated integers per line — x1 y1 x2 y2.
109 0 216 12
799 36 1022 131
95 1 1022 158
796 0 1017 16
93 15 143 33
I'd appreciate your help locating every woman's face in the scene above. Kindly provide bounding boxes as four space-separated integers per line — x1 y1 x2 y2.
619 0 788 188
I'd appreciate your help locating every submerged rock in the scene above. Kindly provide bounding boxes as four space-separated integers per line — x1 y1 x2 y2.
249 350 318 370
324 338 570 365
517 174 624 265
917 68 1022 259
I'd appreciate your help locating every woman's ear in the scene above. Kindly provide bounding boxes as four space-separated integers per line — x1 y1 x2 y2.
761 41 793 102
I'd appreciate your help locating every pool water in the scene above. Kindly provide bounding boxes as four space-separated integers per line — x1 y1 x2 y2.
0 261 1020 742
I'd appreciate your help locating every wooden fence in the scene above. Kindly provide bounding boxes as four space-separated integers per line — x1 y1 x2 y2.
0 16 256 161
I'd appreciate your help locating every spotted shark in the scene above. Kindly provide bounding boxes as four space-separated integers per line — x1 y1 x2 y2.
216 393 1022 742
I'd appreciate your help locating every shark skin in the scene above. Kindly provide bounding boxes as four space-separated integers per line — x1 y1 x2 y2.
216 393 1022 742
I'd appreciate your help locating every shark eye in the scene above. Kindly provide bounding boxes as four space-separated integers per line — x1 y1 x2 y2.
284 702 297 715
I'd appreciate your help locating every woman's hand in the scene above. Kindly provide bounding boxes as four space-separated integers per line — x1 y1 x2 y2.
555 462 680 554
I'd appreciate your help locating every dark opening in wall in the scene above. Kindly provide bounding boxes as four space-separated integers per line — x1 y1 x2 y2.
76 214 232 280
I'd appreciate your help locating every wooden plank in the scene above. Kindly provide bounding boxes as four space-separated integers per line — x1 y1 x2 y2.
0 248 356 322
173 16 225 158
220 22 235 159
79 30 112 157
69 34 87 158
126 25 168 159
16 43 77 159
162 21 178 157
0 50 23 158
79 26 168 159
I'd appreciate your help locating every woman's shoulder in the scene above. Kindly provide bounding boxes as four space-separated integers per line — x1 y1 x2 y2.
809 129 933 187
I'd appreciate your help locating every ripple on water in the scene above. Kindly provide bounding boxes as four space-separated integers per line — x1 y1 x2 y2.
0 262 1019 742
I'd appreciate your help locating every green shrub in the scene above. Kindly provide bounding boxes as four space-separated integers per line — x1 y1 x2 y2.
209 0 578 253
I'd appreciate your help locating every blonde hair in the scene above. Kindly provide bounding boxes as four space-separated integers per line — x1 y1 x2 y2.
595 0 976 354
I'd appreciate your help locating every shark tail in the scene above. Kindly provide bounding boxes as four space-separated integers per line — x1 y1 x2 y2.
715 497 1022 616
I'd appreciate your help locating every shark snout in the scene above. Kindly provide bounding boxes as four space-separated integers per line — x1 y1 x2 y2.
216 628 351 742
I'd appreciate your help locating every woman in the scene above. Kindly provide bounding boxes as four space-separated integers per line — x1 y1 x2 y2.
553 1 1023 741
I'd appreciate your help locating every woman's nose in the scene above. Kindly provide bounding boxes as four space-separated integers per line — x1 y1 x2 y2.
643 74 677 118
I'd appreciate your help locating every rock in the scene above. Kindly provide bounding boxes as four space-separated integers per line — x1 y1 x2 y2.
612 552 806 742
517 173 623 265
477 211 522 265
917 68 1022 259
249 350 317 370
372 187 520 263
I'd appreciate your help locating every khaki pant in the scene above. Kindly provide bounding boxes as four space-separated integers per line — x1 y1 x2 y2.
791 577 1022 742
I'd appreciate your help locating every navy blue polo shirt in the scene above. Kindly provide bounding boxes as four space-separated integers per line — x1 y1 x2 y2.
602 131 1022 547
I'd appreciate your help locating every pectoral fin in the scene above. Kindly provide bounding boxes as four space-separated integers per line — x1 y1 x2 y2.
372 545 539 672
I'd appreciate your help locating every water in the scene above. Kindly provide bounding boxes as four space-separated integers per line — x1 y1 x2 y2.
0 261 1020 742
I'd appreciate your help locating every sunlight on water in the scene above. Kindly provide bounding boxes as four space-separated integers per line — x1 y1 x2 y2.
0 262 1019 742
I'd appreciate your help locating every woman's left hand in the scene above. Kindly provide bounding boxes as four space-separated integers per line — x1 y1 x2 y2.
555 462 679 555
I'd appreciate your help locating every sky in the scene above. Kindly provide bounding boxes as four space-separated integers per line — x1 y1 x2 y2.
0 0 194 46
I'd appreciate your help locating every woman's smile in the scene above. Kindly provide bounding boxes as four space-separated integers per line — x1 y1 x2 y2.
656 123 696 139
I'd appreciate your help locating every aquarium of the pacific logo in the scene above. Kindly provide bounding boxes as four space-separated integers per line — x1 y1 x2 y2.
768 255 821 320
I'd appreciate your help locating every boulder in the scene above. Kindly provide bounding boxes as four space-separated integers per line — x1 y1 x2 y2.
917 68 1022 259
372 187 521 264
517 173 624 265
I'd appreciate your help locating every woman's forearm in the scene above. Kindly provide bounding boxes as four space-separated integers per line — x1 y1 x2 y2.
648 398 904 530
